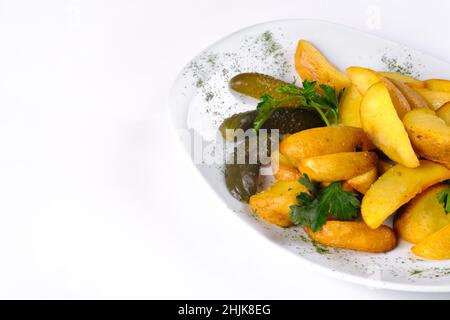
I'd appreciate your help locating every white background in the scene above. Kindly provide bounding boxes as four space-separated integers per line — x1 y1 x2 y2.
0 0 450 299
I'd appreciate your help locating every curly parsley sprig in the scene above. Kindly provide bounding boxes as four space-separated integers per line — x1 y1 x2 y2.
289 174 361 232
253 80 344 131
437 182 450 214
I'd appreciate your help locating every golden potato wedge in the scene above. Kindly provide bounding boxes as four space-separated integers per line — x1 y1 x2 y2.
389 78 429 109
413 88 450 110
360 82 419 168
412 224 450 260
347 67 410 118
274 164 301 181
395 185 450 244
425 79 450 92
249 180 308 227
305 221 397 253
403 108 450 166
437 102 450 125
297 152 378 182
339 85 362 128
279 126 375 160
361 160 450 229
377 159 395 174
294 40 350 91
347 66 380 95
346 167 378 194
379 71 424 88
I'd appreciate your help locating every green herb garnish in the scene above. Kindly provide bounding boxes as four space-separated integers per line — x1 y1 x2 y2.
253 80 343 130
437 185 450 214
289 174 360 232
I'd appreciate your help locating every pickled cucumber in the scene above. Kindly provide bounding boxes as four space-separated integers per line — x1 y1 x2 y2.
219 108 324 140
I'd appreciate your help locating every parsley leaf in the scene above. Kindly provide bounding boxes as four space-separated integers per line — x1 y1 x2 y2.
253 80 342 130
437 185 450 214
289 176 361 232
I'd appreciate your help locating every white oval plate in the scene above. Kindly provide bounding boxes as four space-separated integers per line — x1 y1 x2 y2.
169 19 450 292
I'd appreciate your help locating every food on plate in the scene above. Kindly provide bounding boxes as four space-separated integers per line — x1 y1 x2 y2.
413 88 450 110
338 85 362 127
346 167 378 194
360 82 419 168
305 221 397 253
249 180 308 227
361 161 450 229
437 102 450 125
294 40 350 91
378 71 424 88
219 108 324 141
219 38 450 259
389 78 429 109
296 151 378 182
403 108 450 168
395 185 450 244
412 224 450 260
279 126 375 160
271 151 301 181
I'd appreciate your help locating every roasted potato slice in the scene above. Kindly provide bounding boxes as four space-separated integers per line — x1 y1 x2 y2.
395 185 450 244
305 221 397 253
361 160 450 229
297 152 378 182
425 79 450 92
378 71 424 88
403 108 450 167
389 78 429 109
294 40 350 91
279 126 375 160
360 82 419 168
339 85 362 128
249 180 308 227
347 67 411 118
437 102 450 125
412 224 450 260
346 166 378 194
413 88 450 110
271 151 301 181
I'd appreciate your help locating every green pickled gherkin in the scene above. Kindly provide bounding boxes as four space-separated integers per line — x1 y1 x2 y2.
219 108 325 140
229 73 299 107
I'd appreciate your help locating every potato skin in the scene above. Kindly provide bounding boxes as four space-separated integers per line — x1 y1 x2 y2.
305 221 397 253
279 126 375 160
412 224 450 260
295 40 350 91
413 88 450 110
379 72 424 87
395 185 450 244
403 108 450 166
297 152 378 182
346 166 378 194
249 180 308 227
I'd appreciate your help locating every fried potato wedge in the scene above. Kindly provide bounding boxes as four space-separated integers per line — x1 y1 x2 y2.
361 160 450 229
403 108 450 167
305 221 397 253
339 85 362 128
395 185 450 244
425 79 450 92
412 224 450 260
346 167 378 194
360 82 419 168
379 71 424 88
377 159 395 174
389 78 429 109
294 40 350 91
249 180 307 227
297 152 378 182
347 67 411 118
279 126 375 160
413 88 450 110
271 150 300 181
437 102 450 125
